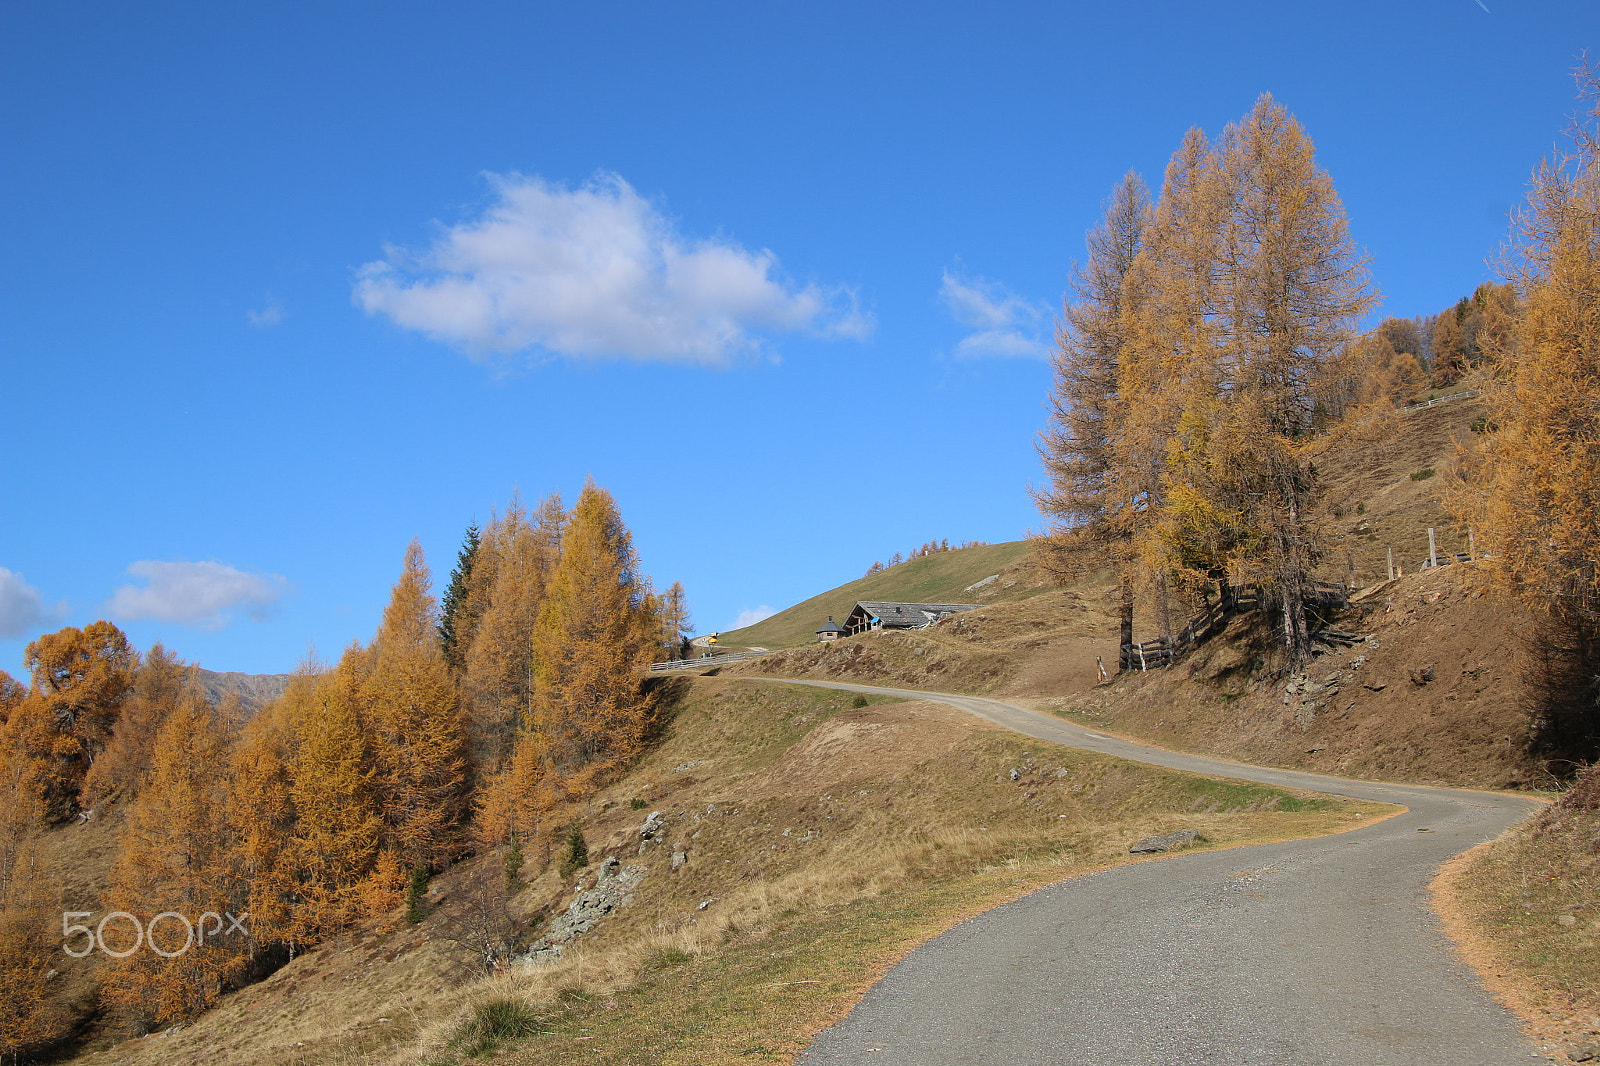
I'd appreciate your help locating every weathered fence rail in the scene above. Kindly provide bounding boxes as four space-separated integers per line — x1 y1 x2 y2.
648 649 774 673
1401 390 1478 412
1119 580 1352 672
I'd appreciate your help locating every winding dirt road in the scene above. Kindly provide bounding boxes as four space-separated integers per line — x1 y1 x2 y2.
747 678 1545 1066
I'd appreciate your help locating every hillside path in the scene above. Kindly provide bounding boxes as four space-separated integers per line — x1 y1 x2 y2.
743 678 1546 1066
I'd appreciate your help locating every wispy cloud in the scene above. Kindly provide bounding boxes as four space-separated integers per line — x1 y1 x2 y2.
0 568 64 639
939 270 1050 360
107 560 289 631
247 296 286 327
354 171 872 366
732 605 776 629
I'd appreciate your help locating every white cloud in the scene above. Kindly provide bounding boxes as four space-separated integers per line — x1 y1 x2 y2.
732 605 776 630
247 297 286 327
939 271 1050 360
0 568 63 638
354 172 872 365
107 561 289 631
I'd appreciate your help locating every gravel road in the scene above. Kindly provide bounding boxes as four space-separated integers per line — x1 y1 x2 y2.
751 678 1546 1066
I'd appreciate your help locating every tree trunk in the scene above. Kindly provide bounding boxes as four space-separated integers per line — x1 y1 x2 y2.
1119 574 1135 664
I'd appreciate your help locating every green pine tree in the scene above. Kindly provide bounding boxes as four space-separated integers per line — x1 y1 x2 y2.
438 523 480 670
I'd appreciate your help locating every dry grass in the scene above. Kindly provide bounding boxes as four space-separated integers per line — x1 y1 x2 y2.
72 678 1390 1066
1434 764 1600 1063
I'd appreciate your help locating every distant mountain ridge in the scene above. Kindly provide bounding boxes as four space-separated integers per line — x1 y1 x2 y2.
195 668 290 719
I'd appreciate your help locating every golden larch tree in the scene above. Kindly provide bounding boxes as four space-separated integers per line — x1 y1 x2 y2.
82 642 191 810
1164 95 1375 665
1034 169 1151 652
1119 127 1227 643
530 480 658 782
462 494 565 767
1451 65 1600 758
99 687 248 1029
227 691 300 954
366 540 469 871
285 649 384 943
13 622 138 818
0 701 59 1061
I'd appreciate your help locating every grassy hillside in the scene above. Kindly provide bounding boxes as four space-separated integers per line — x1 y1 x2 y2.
75 677 1385 1066
718 540 1038 649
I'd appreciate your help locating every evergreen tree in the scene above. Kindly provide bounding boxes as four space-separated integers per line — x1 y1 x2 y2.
438 523 480 671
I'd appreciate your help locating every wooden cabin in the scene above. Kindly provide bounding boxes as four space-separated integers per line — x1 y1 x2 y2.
842 601 983 636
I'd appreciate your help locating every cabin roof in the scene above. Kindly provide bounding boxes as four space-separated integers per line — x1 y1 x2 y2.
845 601 984 628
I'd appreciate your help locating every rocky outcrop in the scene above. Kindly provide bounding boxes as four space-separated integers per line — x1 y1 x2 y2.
517 856 646 964
1129 829 1199 854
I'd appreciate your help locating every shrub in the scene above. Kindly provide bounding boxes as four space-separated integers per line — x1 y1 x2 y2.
558 825 589 878
405 864 430 925
449 997 541 1057
1410 467 1437 481
850 694 870 709
503 836 524 889
629 797 648 810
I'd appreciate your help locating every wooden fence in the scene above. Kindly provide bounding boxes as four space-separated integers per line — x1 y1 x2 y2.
1119 580 1351 672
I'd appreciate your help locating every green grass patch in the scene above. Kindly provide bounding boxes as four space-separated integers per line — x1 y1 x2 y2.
1410 467 1437 481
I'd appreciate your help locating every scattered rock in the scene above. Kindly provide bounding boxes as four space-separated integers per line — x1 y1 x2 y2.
1130 829 1199 854
1569 1045 1598 1063
1556 914 1578 927
640 811 665 839
1349 655 1367 670
1409 665 1435 686
671 848 688 870
1363 681 1387 692
1009 768 1022 781
697 897 717 910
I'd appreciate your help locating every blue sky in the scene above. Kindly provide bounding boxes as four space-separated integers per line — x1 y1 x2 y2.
1 1 1593 677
